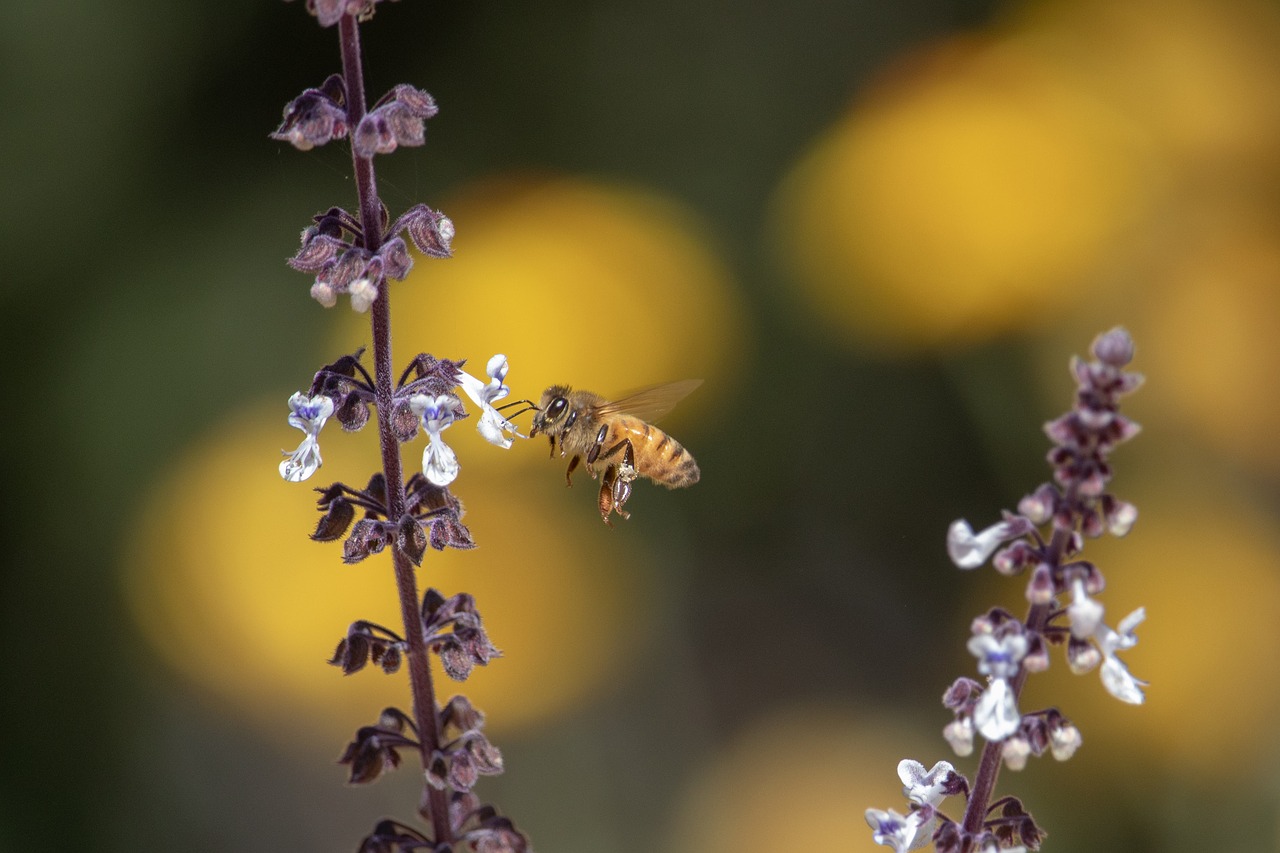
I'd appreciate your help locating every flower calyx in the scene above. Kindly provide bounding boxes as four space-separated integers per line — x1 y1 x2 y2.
353 84 440 158
338 706 420 785
421 588 502 681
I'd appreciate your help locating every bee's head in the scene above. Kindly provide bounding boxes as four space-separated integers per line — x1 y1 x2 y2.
529 385 571 436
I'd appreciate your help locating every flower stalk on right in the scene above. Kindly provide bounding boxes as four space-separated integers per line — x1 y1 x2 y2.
866 327 1148 853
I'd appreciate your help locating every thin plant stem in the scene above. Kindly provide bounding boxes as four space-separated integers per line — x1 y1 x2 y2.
337 14 452 845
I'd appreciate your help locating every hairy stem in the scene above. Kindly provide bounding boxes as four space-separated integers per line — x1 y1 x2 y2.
338 14 452 845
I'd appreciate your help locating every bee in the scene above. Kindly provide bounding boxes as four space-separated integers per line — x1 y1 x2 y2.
528 380 701 524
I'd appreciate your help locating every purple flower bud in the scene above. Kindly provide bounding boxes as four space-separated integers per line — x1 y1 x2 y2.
1092 326 1135 367
271 78 349 150
379 236 413 280
290 231 351 272
394 204 455 258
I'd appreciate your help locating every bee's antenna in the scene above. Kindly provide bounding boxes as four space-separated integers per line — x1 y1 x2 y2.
496 400 540 420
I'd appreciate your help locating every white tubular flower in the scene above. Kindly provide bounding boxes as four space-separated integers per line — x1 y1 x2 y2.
279 392 334 482
1049 721 1083 761
969 633 1027 680
348 277 378 312
946 517 1030 569
968 634 1028 741
865 806 933 853
1000 734 1031 771
898 759 955 807
943 717 975 757
1067 577 1105 639
310 279 338 308
456 353 522 449
1097 607 1148 704
973 677 1022 741
410 393 464 486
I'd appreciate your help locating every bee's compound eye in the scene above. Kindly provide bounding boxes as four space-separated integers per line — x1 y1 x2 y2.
547 397 568 418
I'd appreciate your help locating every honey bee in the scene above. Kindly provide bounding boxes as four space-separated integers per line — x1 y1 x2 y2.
528 380 701 524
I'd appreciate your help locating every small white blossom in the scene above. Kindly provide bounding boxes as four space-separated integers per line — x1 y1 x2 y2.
1000 734 1031 771
973 677 1022 741
898 759 954 807
968 634 1027 741
348 277 379 312
410 393 464 486
969 633 1028 680
310 279 338 308
456 353 522 449
1049 722 1083 761
865 806 933 853
1097 607 1148 704
947 518 1025 569
1067 577 1105 639
943 717 975 757
279 392 334 482
1107 499 1138 536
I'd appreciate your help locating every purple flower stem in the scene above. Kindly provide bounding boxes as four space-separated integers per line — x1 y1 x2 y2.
337 14 452 846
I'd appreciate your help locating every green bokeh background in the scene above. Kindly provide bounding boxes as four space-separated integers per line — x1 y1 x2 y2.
5 1 1280 851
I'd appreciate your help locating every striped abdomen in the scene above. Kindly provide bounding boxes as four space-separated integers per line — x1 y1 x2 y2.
607 415 700 488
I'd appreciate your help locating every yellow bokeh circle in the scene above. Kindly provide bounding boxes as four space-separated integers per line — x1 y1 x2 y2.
124 403 652 741
774 36 1155 352
334 174 747 425
665 708 941 853
1136 219 1280 473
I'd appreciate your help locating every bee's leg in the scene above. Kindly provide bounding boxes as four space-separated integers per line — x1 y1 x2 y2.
612 442 637 517
585 424 610 465
546 435 557 458
564 454 580 487
598 465 617 526
591 436 633 466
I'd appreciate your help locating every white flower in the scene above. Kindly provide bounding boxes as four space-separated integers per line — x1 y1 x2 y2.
1000 734 1031 771
1067 576 1105 639
456 353 522 449
348 277 379 312
968 634 1028 741
279 392 334 482
410 393 464 486
1097 607 1148 704
865 806 933 853
1106 499 1138 536
969 633 1027 680
947 518 1027 569
1049 721 1083 761
310 279 337 308
943 716 975 757
973 676 1022 741
898 759 955 807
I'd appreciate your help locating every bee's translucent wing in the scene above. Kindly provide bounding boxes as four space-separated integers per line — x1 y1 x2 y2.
598 379 703 423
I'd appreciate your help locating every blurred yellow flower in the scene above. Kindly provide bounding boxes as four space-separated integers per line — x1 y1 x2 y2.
1013 0 1280 166
774 35 1154 353
1136 215 1280 473
665 708 942 853
124 402 653 743
333 174 747 431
